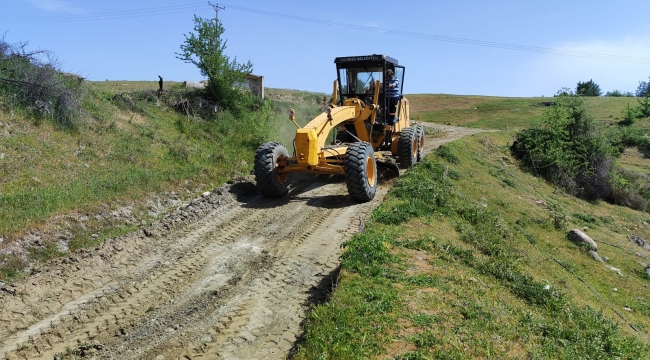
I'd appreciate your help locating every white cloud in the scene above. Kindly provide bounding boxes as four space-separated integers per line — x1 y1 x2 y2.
29 0 85 14
525 37 650 96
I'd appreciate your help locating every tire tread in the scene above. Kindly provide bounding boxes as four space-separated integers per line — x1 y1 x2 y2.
254 142 291 198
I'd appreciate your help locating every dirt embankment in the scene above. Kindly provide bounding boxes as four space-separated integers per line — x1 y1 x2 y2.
0 123 487 360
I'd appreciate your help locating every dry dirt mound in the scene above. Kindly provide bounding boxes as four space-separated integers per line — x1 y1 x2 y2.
0 124 488 360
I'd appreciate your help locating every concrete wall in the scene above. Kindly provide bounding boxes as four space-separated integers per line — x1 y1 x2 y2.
237 74 264 99
184 75 264 99
183 81 206 89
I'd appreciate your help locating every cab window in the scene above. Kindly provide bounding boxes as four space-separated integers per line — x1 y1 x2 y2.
338 67 383 100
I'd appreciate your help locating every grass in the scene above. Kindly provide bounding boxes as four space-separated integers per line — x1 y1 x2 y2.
0 85 243 234
407 94 644 130
294 130 650 359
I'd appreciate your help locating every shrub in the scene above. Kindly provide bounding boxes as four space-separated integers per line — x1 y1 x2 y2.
605 90 634 97
0 36 85 127
576 79 602 97
547 201 567 230
617 127 650 154
511 90 615 200
619 103 638 126
608 168 649 211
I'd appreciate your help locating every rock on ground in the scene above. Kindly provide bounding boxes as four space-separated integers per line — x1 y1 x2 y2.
567 229 598 252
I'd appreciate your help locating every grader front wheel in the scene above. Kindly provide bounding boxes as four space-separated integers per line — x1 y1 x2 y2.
254 142 292 198
344 142 378 202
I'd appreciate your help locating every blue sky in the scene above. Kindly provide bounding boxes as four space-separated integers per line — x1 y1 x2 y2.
2 0 650 96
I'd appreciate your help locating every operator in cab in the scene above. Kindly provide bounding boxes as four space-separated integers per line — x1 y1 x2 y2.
385 69 399 123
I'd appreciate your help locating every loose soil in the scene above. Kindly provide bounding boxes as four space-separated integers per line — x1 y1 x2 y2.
0 124 487 360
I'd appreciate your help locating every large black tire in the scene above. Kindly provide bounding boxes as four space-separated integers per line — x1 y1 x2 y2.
415 124 425 162
398 127 418 168
254 142 291 198
344 142 378 202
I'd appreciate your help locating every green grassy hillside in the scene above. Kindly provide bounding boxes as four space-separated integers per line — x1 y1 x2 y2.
295 133 650 359
294 96 650 359
408 94 643 130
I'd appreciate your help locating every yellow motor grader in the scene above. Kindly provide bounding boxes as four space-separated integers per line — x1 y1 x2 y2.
254 54 424 202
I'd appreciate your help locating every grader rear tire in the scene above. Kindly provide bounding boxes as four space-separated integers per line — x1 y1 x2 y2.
416 124 425 162
344 142 378 202
254 142 292 198
399 127 418 168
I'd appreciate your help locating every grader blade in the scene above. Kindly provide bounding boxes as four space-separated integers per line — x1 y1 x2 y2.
376 159 400 179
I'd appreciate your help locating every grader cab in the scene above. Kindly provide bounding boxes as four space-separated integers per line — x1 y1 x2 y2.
254 54 424 202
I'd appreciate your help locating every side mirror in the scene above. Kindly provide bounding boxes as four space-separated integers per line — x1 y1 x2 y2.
288 109 300 129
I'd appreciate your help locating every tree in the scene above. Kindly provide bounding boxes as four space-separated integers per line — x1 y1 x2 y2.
636 77 649 97
637 93 650 118
576 79 602 96
176 15 253 111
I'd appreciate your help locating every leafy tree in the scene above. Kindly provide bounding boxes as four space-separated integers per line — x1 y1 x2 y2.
636 77 649 97
637 93 650 118
576 79 602 96
176 15 253 111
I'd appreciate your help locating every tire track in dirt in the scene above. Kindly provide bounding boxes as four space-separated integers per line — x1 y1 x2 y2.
0 124 488 360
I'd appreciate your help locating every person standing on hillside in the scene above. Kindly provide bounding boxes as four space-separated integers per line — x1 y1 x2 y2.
385 69 399 123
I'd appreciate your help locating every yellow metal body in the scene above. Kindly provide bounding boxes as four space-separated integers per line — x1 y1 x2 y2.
284 80 410 175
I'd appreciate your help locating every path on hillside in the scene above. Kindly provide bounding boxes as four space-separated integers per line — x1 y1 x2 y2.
0 123 488 360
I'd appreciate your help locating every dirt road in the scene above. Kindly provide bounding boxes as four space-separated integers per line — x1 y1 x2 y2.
0 124 487 360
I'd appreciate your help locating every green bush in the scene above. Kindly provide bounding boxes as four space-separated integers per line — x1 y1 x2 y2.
605 90 634 97
608 167 649 211
511 90 615 201
547 201 568 230
619 103 638 126
0 36 85 127
617 127 650 154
